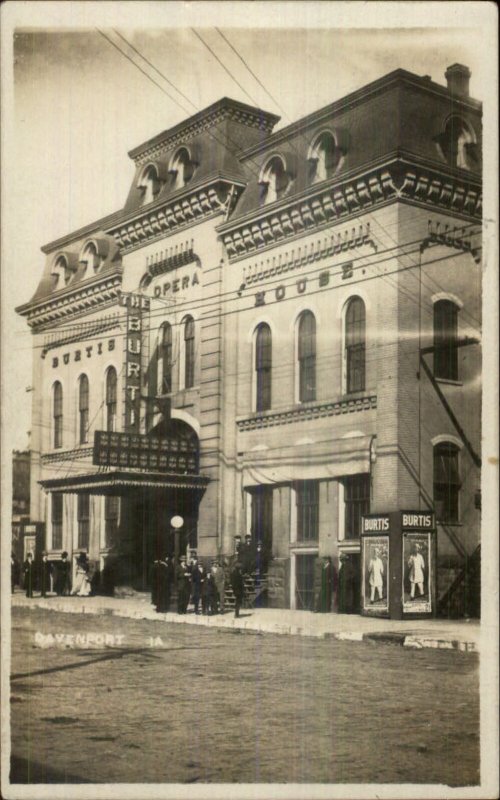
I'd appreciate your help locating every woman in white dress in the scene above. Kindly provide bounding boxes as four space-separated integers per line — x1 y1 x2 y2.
71 553 92 597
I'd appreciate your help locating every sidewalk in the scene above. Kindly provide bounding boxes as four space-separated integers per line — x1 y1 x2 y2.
11 592 480 652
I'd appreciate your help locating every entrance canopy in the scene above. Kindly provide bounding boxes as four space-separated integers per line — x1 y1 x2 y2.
39 469 209 495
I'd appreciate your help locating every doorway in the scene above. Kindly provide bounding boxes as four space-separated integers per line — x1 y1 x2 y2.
294 552 317 610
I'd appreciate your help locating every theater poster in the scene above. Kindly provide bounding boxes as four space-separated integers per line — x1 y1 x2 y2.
402 533 432 614
362 536 389 615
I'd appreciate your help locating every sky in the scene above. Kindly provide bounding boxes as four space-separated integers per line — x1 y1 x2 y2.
0 2 495 451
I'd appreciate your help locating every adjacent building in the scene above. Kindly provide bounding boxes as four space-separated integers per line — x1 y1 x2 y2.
17 64 482 615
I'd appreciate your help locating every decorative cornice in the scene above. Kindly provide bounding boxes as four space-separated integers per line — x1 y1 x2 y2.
420 220 482 263
241 223 377 286
41 314 122 357
145 240 198 280
236 395 377 432
41 446 94 464
105 181 240 253
220 162 482 262
130 100 279 165
20 275 123 330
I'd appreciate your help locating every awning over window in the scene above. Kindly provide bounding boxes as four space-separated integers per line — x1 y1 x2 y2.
39 469 209 495
241 434 375 487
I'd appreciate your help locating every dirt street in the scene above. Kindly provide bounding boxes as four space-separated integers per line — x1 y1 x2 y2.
10 607 479 786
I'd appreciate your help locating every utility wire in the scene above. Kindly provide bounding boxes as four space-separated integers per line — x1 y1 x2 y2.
190 28 261 109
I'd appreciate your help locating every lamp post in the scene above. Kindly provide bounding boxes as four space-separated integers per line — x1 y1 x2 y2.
170 515 184 568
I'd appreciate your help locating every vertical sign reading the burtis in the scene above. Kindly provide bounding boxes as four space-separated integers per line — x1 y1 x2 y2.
119 292 150 432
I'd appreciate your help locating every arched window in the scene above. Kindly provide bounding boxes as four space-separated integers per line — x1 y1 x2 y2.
259 156 290 204
138 164 160 204
81 242 99 274
105 367 117 432
255 323 272 412
345 297 366 393
298 311 316 403
183 316 195 389
78 374 89 444
440 117 476 170
434 442 461 522
434 300 459 381
158 323 173 394
308 132 340 182
53 255 73 288
170 148 195 190
53 382 63 449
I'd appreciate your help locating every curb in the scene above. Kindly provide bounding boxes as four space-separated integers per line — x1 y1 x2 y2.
12 599 478 652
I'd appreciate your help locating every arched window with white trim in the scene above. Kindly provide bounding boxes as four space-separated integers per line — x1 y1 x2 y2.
255 323 272 412
170 147 195 190
440 117 477 170
434 300 459 381
308 131 340 182
53 381 63 449
434 442 461 522
81 242 99 274
78 374 89 444
138 164 160 204
105 367 117 432
345 297 366 393
297 311 316 403
158 323 173 394
259 156 290 204
52 255 73 288
183 316 195 389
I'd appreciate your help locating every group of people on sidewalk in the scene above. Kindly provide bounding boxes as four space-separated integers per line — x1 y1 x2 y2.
12 551 113 599
151 554 247 618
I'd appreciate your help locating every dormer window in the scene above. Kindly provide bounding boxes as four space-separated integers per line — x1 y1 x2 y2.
52 255 74 288
436 117 477 170
169 147 195 190
138 164 161 205
259 156 290 205
80 242 99 275
308 131 341 182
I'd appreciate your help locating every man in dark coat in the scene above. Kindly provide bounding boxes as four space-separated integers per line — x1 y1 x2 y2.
150 557 160 608
202 566 217 615
338 553 360 614
156 556 172 613
191 561 205 614
212 560 226 614
240 535 256 575
101 549 118 596
314 556 335 612
54 551 71 596
176 556 191 614
230 561 245 618
23 553 35 598
40 552 53 597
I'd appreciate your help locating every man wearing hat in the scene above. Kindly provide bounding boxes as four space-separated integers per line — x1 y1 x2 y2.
54 551 71 596
240 534 256 575
176 556 191 614
40 552 53 598
23 553 35 598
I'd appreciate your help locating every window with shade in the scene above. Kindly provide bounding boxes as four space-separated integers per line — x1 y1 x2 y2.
51 493 63 550
77 494 90 550
106 367 117 432
184 316 195 389
295 480 319 541
298 311 316 402
434 300 459 381
53 382 63 449
434 443 461 522
104 495 120 548
159 323 173 394
78 375 89 444
343 474 370 538
345 297 366 393
255 323 272 412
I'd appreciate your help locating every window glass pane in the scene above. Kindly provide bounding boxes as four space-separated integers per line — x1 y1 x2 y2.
434 301 458 381
346 298 366 393
106 368 117 431
434 444 460 522
184 317 195 388
343 474 370 538
298 312 316 402
296 481 319 541
51 493 63 550
53 382 63 448
77 494 90 549
256 324 272 412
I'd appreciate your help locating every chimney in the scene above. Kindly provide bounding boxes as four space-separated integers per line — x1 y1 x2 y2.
445 63 471 97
